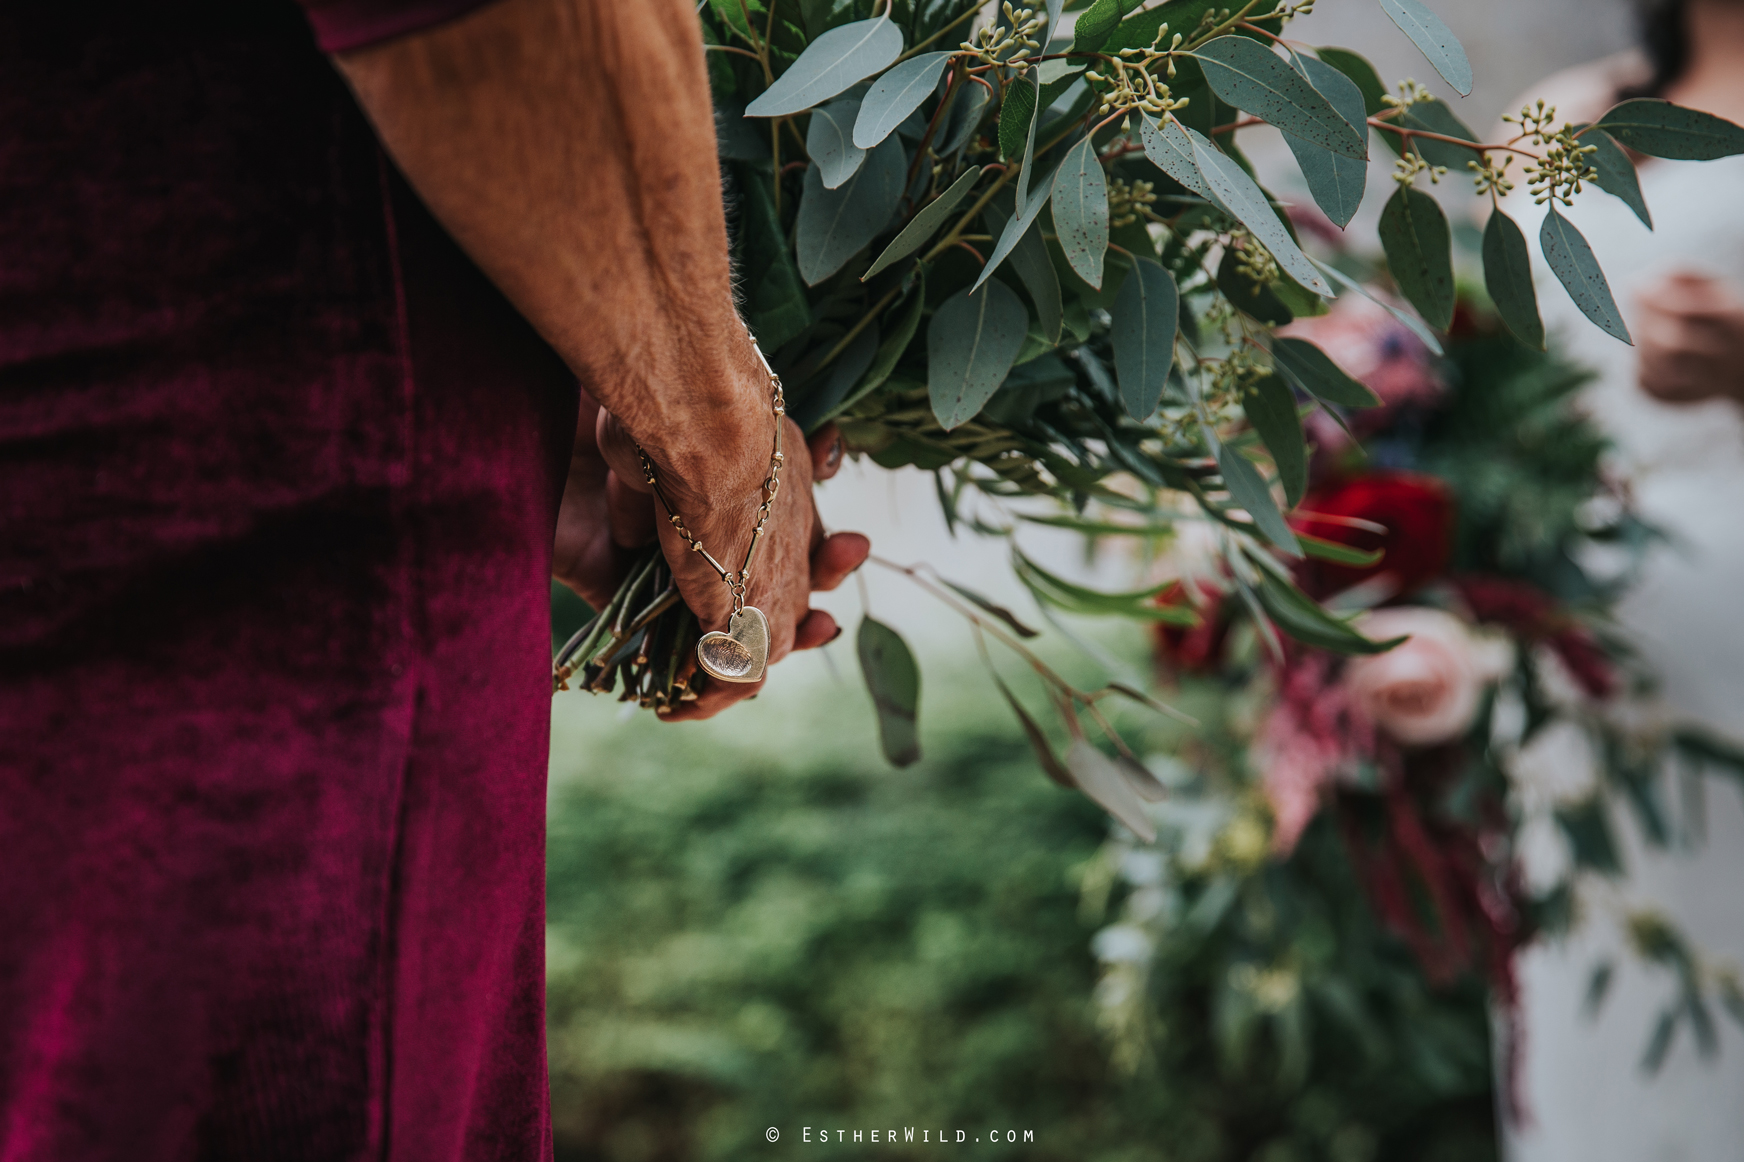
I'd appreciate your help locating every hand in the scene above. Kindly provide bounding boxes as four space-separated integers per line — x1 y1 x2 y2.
552 388 655 609
1634 271 1744 405
597 398 868 722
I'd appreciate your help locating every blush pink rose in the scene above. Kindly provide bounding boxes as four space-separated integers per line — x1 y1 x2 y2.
1343 607 1510 747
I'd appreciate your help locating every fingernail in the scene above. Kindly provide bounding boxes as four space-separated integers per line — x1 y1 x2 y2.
828 625 844 643
826 438 844 471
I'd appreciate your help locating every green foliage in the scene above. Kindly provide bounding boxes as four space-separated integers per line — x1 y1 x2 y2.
1481 211 1544 350
1282 56 1370 229
856 52 953 148
1051 137 1111 289
1416 328 1605 586
743 16 902 116
1377 0 1472 95
1581 127 1652 228
806 98 866 188
1379 187 1454 331
1272 337 1381 408
857 615 922 765
927 282 1029 429
1109 256 1177 419
1594 97 1744 160
1539 207 1631 345
543 682 1498 1162
1243 373 1307 507
1196 35 1367 159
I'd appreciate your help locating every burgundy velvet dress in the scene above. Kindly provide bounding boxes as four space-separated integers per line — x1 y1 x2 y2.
0 2 575 1158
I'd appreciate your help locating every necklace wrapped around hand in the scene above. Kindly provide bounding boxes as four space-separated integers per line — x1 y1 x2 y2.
635 326 786 684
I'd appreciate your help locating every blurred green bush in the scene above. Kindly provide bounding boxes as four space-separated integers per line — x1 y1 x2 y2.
545 656 1499 1162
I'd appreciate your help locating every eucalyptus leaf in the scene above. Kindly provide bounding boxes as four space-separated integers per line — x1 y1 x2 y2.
1297 532 1385 567
1213 442 1301 556
1315 47 1387 116
1254 569 1402 655
1272 336 1381 408
1115 754 1172 803
987 201 1063 345
796 134 907 285
1581 126 1652 228
1283 56 1368 228
1311 258 1444 354
1012 547 1200 623
1140 114 1210 198
1067 740 1158 842
936 81 990 158
1594 98 1744 160
1052 136 1110 290
975 161 1058 291
855 52 953 148
1070 0 1123 53
1188 128 1333 297
929 280 1030 429
1483 209 1545 350
1541 205 1632 344
1377 0 1472 96
1110 258 1178 419
1104 0 1215 54
990 673 1075 789
1378 185 1454 330
1195 36 1367 160
808 98 867 188
745 16 905 116
789 323 879 431
1380 97 1481 170
862 165 982 280
1244 373 1308 507
940 577 1041 638
841 275 926 411
999 69 1038 161
1015 68 1046 213
857 615 921 767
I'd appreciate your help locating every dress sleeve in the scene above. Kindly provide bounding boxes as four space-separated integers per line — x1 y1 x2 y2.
299 0 499 53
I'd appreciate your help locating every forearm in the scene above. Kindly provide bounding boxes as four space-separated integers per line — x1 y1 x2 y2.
333 0 765 492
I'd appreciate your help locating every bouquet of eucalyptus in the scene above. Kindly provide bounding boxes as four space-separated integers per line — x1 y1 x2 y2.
553 0 1744 827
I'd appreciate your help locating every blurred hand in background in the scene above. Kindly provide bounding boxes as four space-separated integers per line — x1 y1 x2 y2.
1634 270 1744 404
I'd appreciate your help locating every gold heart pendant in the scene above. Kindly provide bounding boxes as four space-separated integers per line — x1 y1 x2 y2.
695 606 769 684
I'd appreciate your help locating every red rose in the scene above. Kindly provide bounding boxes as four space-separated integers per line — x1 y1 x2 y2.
1154 580 1230 675
1292 471 1455 601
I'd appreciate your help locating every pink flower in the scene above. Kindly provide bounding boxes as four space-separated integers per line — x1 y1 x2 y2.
1343 608 1511 747
1255 652 1374 854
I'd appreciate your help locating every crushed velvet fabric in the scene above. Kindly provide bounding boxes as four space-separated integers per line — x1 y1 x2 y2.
0 3 573 1159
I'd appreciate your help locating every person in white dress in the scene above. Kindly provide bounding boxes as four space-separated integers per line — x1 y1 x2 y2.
1496 2 1744 1159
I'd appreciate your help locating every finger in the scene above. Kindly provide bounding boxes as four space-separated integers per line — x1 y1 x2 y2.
793 607 841 651
810 530 870 592
807 422 846 482
606 471 657 548
595 408 651 493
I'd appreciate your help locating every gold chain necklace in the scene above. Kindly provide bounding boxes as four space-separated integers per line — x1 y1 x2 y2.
634 325 786 684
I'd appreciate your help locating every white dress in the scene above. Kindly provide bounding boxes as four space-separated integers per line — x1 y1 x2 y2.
1504 156 1744 1162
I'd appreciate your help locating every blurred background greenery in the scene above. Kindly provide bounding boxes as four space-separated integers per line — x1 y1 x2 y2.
545 613 1497 1162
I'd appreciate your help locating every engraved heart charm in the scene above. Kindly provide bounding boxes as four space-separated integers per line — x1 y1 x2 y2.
695 606 769 684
